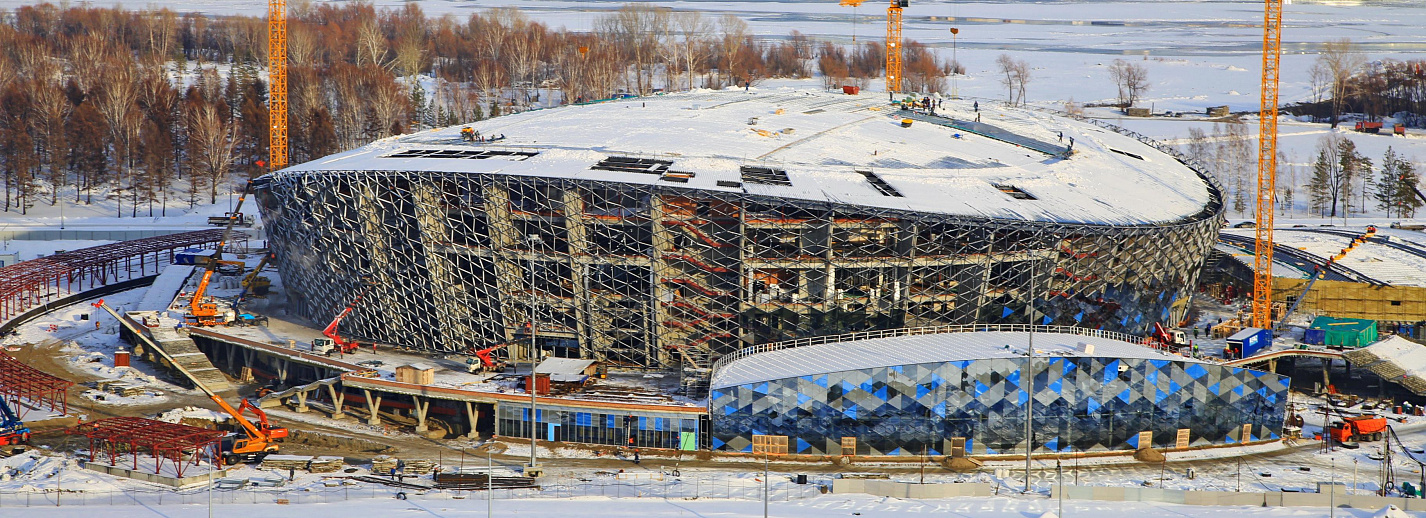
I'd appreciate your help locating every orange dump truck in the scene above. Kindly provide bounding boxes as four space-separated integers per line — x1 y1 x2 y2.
1329 415 1388 443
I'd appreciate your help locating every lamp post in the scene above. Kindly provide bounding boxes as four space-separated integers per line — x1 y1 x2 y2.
950 27 959 100
526 234 543 471
1023 257 1042 494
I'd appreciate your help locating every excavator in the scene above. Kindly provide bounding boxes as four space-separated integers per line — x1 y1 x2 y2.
188 181 253 326
92 299 288 465
311 282 374 356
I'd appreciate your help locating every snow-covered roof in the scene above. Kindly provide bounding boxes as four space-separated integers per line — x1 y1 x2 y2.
711 331 1198 389
536 358 598 375
276 89 1215 227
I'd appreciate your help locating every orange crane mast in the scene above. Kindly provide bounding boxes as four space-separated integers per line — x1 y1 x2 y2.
885 0 906 93
268 0 288 171
1252 0 1283 329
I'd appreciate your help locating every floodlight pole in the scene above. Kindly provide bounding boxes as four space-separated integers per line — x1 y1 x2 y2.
527 234 543 471
488 447 494 518
1023 258 1039 494
950 27 959 99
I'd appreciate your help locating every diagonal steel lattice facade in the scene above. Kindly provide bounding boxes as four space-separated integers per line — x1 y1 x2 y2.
254 165 1223 372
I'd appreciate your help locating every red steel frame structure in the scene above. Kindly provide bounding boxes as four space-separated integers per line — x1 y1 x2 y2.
68 417 225 477
0 229 234 321
0 350 74 418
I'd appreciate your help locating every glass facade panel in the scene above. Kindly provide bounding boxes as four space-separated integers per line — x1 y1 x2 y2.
710 357 1287 455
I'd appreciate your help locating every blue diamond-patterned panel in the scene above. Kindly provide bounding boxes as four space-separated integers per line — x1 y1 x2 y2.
710 356 1286 455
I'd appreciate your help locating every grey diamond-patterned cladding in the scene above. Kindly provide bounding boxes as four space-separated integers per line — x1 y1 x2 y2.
710 357 1286 455
253 172 1221 370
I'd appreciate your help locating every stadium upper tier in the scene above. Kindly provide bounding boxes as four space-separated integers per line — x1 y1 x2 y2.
287 90 1216 227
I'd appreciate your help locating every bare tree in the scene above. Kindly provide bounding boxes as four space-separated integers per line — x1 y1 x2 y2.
370 77 407 138
718 14 748 88
1108 59 1149 110
996 54 1031 105
287 23 319 66
673 11 711 91
355 17 389 69
94 60 141 217
1307 61 1328 107
1317 38 1366 127
187 101 237 205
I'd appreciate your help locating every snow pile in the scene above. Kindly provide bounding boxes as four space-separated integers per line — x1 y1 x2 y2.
1373 506 1409 518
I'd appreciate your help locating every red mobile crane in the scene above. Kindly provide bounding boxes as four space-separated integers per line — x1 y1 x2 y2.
311 284 373 356
466 343 511 374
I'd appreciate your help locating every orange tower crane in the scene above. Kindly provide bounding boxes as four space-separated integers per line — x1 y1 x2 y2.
268 0 288 171
1252 0 1283 329
885 0 906 93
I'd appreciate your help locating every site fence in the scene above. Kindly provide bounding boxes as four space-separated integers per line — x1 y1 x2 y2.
0 474 828 508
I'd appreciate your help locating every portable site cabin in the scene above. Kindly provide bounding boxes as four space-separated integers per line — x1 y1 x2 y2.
395 364 436 385
1227 327 1272 358
1304 316 1379 348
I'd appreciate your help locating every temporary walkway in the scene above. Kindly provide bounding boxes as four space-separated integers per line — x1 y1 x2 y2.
903 111 1069 156
1223 348 1343 367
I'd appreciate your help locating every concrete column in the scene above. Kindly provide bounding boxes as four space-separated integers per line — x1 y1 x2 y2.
294 390 310 413
464 401 480 440
327 385 348 420
412 395 430 433
364 389 383 426
1322 359 1331 389
278 359 290 385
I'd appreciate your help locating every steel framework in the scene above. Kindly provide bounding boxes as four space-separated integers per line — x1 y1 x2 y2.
0 230 232 321
0 350 74 418
257 165 1222 373
67 417 224 477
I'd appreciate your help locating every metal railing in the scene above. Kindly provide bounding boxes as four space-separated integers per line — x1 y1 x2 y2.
0 472 828 508
710 324 1149 380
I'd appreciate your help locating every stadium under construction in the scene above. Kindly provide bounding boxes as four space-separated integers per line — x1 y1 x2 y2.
253 90 1226 377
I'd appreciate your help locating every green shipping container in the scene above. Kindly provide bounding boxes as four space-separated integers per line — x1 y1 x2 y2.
1307 316 1379 348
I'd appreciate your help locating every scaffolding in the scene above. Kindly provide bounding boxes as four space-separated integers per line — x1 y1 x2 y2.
0 350 73 418
257 162 1222 374
67 417 224 477
0 229 235 321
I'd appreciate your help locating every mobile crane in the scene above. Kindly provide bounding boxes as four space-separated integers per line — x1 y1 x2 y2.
188 181 253 326
237 252 275 303
311 283 374 356
465 343 511 374
92 299 288 465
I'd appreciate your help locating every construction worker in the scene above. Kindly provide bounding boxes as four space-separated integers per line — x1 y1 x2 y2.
633 448 641 465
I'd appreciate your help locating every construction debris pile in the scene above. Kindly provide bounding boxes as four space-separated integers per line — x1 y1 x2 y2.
260 455 346 473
